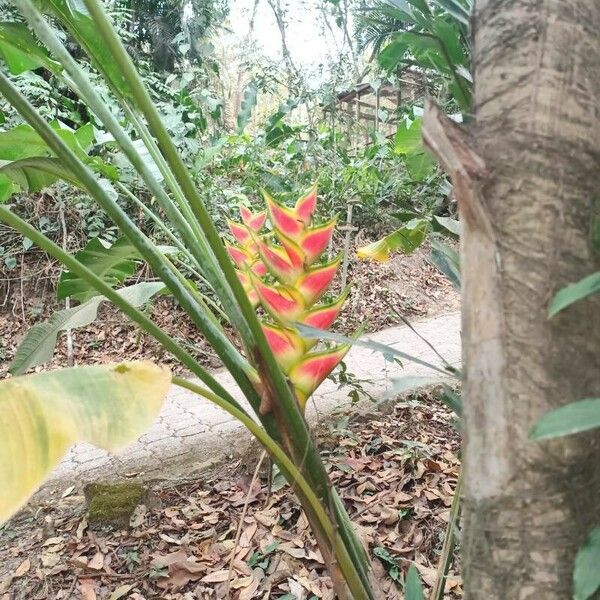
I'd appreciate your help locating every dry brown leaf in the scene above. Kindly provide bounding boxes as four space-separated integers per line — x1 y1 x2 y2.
88 551 104 571
79 579 97 600
200 569 230 583
14 558 30 577
239 521 258 548
108 584 135 600
41 551 61 568
239 569 262 600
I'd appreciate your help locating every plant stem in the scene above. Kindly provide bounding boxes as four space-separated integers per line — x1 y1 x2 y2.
82 0 353 530
115 181 230 323
431 470 462 600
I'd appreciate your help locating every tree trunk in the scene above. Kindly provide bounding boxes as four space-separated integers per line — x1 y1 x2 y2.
461 1 600 597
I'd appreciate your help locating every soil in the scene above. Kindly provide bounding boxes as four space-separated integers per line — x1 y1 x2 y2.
0 242 459 377
0 391 462 600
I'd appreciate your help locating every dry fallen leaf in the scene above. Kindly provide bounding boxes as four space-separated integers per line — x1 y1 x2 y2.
41 551 61 568
108 584 135 600
14 558 30 577
88 551 104 571
79 579 97 600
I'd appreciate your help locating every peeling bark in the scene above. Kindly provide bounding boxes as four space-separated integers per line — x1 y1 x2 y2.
426 1 600 597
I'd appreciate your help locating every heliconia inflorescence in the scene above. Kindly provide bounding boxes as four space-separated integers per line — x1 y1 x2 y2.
226 187 350 410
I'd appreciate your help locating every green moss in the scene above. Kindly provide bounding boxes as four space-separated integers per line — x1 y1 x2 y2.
84 482 146 528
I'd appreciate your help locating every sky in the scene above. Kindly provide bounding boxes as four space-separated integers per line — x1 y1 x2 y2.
226 0 344 69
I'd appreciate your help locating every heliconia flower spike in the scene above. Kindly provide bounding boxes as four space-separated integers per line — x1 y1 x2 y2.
297 256 342 306
240 206 267 232
251 261 268 277
226 189 351 412
288 345 351 408
300 218 337 266
295 187 317 225
263 191 303 240
277 231 305 269
227 219 252 246
302 288 349 331
252 276 306 322
226 243 251 268
261 323 306 371
256 238 303 285
236 270 260 307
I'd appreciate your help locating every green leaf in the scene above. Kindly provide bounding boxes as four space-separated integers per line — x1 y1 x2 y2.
0 360 170 523
357 219 428 262
405 564 425 600
433 216 461 236
430 0 471 26
0 157 80 194
42 0 131 98
9 282 165 375
0 122 85 162
430 238 461 290
295 323 456 378
0 21 61 74
393 117 424 155
237 81 258 133
530 398 600 441
57 237 142 302
388 375 452 396
574 527 600 600
0 173 19 203
548 271 600 317
441 384 462 416
404 151 436 181
378 36 411 72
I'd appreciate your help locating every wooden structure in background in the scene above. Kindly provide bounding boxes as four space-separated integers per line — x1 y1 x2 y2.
331 71 425 145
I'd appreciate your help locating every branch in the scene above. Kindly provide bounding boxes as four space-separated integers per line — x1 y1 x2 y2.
422 99 492 236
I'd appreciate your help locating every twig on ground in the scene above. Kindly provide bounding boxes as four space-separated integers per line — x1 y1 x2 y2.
226 450 267 598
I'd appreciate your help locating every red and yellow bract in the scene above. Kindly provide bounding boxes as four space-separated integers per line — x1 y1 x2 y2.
227 188 349 409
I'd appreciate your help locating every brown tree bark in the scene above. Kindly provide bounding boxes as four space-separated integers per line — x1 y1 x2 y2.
426 1 600 597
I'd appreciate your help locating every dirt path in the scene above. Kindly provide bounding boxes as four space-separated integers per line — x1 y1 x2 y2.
43 312 461 494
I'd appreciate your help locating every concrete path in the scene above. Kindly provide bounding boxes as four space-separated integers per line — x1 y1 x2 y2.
47 312 461 490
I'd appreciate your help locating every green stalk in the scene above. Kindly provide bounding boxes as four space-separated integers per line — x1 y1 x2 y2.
172 377 371 600
431 470 462 600
115 180 229 323
0 71 265 415
79 7 377 590
17 4 377 594
0 205 245 415
86 0 262 353
121 105 249 336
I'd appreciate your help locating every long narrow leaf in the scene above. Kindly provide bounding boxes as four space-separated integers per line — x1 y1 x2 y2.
295 323 456 377
9 282 164 375
548 271 600 317
574 527 600 600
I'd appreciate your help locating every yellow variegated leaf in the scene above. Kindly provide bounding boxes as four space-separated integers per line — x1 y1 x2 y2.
0 361 171 523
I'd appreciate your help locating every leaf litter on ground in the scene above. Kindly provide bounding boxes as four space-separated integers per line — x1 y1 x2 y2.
0 392 462 599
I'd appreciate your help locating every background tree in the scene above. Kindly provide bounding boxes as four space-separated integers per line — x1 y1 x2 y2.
116 0 229 71
424 0 600 597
